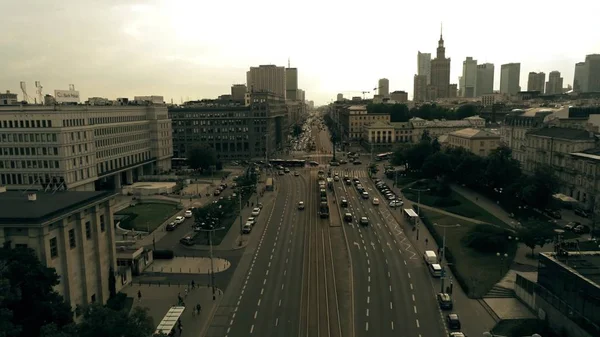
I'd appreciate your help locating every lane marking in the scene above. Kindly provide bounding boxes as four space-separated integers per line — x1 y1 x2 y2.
260 288 264 295
416 319 420 328
412 294 416 302
414 306 418 314
390 301 393 309
391 321 394 330
368 285 370 293
408 272 411 279
410 283 413 290
365 322 369 331
366 308 369 317
275 318 279 326
250 325 254 333
367 296 370 304
254 311 258 319
257 299 261 306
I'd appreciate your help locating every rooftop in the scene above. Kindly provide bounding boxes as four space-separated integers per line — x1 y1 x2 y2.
0 190 117 225
527 127 594 140
450 128 501 139
542 251 600 286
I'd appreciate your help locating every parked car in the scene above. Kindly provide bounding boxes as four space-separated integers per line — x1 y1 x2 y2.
574 224 591 234
437 293 453 310
179 236 194 246
449 333 466 337
184 210 193 218
361 191 369 199
575 208 589 217
564 221 580 230
390 200 404 207
175 216 185 224
251 208 261 216
166 221 177 231
247 217 256 226
213 189 221 196
242 224 252 234
447 314 461 330
372 198 380 205
340 198 348 207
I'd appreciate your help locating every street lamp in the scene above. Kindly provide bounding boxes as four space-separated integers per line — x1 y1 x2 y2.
496 252 509 276
409 187 430 240
433 223 461 293
197 224 226 300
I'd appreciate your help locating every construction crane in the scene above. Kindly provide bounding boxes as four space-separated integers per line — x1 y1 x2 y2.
20 81 30 103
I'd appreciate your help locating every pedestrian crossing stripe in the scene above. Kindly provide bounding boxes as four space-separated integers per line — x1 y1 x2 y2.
330 169 369 178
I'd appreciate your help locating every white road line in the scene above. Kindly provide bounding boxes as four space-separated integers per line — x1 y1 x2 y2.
367 260 370 265
237 300 241 306
385 259 388 264
416 319 420 328
281 284 284 290
254 311 258 319
368 285 370 293
365 322 369 331
389 285 392 292
263 279 267 285
391 321 394 330
279 299 282 307
275 318 279 326
368 276 371 282
368 267 371 273
257 299 261 306
388 271 391 278
232 312 236 319
284 270 287 276
414 306 417 314
250 324 255 333
260 289 264 295
241 290 244 295
412 294 415 301
367 296 370 304
266 270 269 275
404 260 407 265
410 283 413 290
366 308 369 317
408 273 411 278
390 301 393 309
227 327 231 333
268 262 271 267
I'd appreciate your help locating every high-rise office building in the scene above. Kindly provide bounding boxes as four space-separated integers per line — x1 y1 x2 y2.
545 71 563 95
417 52 431 84
285 67 298 100
337 93 344 101
527 72 545 93
246 65 286 98
586 54 600 92
430 30 451 98
460 57 477 97
231 84 247 102
500 63 521 95
574 62 588 93
378 78 389 97
413 75 428 102
475 63 494 96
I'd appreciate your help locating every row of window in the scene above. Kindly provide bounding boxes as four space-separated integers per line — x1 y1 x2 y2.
49 215 106 258
94 123 149 137
89 115 146 126
96 142 149 160
97 151 151 175
0 159 60 170
1 146 59 156
0 119 53 128
63 119 85 127
95 133 148 149
1 132 58 143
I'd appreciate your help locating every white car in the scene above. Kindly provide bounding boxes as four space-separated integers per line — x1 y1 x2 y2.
175 216 185 224
298 201 305 210
251 208 261 216
184 210 193 218
247 217 256 226
372 198 380 205
389 200 404 207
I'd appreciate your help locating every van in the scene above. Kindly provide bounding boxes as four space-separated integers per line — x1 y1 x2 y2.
423 250 437 265
429 263 442 277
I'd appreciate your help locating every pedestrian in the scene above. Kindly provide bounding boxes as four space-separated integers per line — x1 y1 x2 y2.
184 287 189 298
196 304 202 316
425 238 428 246
137 290 142 303
191 280 195 289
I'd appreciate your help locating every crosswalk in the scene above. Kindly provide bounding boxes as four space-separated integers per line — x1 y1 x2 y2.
330 169 370 178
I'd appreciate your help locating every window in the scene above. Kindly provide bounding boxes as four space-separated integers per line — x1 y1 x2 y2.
100 215 105 232
50 237 58 257
68 229 76 248
85 221 91 239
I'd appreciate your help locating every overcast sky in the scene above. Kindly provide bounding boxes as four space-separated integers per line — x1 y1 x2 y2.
1 0 599 106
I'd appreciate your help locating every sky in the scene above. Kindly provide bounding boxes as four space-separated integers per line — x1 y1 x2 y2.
1 0 599 106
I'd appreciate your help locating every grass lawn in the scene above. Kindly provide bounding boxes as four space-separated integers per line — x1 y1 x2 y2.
404 188 508 228
423 210 517 298
492 319 558 337
116 203 179 232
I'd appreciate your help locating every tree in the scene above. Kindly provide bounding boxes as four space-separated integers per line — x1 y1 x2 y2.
330 132 340 161
521 165 559 210
389 104 410 122
422 152 452 179
187 144 217 171
484 146 521 188
420 130 432 142
431 137 441 153
405 141 433 170
76 305 154 337
292 124 302 137
453 153 486 186
518 222 556 256
455 104 478 120
0 246 74 337
391 143 412 166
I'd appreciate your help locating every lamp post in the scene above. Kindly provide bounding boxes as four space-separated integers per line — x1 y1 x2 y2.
409 187 430 240
433 223 461 293
496 252 509 276
197 224 226 300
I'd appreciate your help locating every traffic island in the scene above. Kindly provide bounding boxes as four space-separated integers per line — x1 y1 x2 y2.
421 210 517 298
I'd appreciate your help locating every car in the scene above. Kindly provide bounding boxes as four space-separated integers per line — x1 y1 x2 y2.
298 201 305 210
242 224 252 234
284 168 290 173
344 213 353 222
247 217 256 226
390 200 404 207
361 191 369 199
333 175 340 181
345 179 352 186
564 221 580 230
374 178 381 184
175 216 185 224
447 313 461 330
278 170 285 175
184 210 193 218
309 161 319 166
179 236 194 246
359 217 369 226
437 293 453 310
166 221 177 231
545 209 561 219
294 171 300 176
340 198 348 207
387 194 396 200
329 161 340 166
353 178 360 184
339 159 348 164
213 189 221 196
372 198 380 205
574 224 591 233
353 160 362 165
251 208 261 216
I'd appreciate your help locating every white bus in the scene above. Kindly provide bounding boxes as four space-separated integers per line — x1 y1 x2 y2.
376 152 393 161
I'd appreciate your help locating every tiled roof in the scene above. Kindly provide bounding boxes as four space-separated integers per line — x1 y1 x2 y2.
450 128 500 139
527 127 594 140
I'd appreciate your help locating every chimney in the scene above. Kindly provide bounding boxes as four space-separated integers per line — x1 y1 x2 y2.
27 193 37 201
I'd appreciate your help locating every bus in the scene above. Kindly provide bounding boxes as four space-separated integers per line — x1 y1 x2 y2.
376 152 393 161
265 178 274 191
403 208 419 225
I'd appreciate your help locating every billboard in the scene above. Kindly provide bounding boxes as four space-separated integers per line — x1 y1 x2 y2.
54 90 80 103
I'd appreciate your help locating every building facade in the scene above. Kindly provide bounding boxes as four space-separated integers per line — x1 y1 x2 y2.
447 128 500 156
585 54 600 93
338 105 390 141
574 62 588 93
500 63 521 95
460 57 478 98
389 91 408 103
413 75 428 102
170 92 287 161
285 67 298 101
0 91 18 105
0 104 172 191
378 78 390 97
430 32 451 98
527 72 546 93
546 71 564 95
246 65 286 98
231 84 247 102
0 189 123 315
410 116 485 142
476 63 494 96
417 52 431 84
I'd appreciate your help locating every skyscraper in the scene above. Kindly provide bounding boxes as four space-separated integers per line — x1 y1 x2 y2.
378 78 390 97
586 54 600 92
337 93 344 101
475 63 494 96
500 63 521 95
527 72 545 93
545 71 563 95
413 75 427 102
574 62 588 93
246 65 286 98
285 67 298 100
417 52 431 84
430 27 451 98
460 57 477 98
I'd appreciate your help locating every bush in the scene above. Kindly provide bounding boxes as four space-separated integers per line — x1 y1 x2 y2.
153 250 174 259
106 293 129 311
461 224 511 254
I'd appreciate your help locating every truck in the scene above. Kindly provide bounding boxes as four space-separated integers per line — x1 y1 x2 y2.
319 201 329 218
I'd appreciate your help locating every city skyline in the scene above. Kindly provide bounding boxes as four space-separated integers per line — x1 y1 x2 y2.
1 0 599 105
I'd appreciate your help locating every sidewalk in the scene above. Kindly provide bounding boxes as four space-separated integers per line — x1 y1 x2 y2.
450 183 516 228
124 282 222 337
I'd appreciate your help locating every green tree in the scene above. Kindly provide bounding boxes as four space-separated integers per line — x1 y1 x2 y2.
521 165 559 210
330 132 340 161
389 104 410 122
422 152 452 179
76 305 154 337
455 104 478 119
0 246 74 337
292 124 302 137
518 222 556 256
420 130 432 142
187 144 217 171
405 141 433 170
453 153 486 186
431 137 441 153
484 146 521 188
391 143 412 166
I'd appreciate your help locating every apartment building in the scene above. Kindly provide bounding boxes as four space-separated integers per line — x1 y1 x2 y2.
501 108 560 163
0 104 172 191
0 189 124 315
409 116 485 142
447 128 501 156
169 92 287 161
